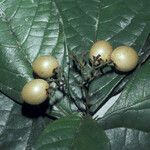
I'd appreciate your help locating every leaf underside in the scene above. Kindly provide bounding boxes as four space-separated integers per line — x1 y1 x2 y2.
106 127 150 150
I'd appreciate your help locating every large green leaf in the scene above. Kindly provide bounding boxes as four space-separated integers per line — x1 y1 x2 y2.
55 0 150 51
106 128 150 150
0 92 50 150
98 59 150 131
0 0 150 104
33 115 110 150
89 72 124 113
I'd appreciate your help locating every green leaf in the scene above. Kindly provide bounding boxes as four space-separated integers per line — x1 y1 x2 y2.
98 59 150 132
33 115 110 150
106 128 150 150
0 92 50 150
55 0 150 51
89 72 124 113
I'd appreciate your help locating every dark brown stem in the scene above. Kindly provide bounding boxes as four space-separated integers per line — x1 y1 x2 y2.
51 68 86 113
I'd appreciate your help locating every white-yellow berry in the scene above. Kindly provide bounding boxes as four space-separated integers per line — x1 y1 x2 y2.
32 55 59 78
90 40 113 64
21 79 49 105
111 46 139 72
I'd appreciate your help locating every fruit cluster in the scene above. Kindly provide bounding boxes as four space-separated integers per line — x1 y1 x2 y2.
90 40 138 72
21 40 138 105
21 55 59 105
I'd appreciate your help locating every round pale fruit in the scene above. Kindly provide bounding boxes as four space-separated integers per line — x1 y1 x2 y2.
21 79 49 105
90 40 113 65
111 46 138 72
32 55 59 78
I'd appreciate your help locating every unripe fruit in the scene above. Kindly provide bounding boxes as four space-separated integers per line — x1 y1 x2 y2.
32 55 59 78
111 46 139 72
21 79 49 105
90 40 113 65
